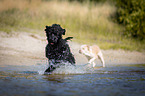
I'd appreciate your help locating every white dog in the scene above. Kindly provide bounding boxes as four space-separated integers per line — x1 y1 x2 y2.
79 45 105 67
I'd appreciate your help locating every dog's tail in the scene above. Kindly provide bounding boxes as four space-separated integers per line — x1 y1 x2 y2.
64 37 73 41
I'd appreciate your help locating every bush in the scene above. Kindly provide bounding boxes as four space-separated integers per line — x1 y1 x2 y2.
115 0 145 40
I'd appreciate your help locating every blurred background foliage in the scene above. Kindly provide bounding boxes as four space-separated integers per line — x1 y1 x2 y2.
114 0 145 40
69 0 145 40
0 0 144 51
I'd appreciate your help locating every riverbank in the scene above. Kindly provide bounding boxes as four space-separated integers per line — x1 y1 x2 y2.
0 32 144 67
0 0 144 51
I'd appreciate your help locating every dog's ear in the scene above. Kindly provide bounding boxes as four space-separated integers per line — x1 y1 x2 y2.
45 25 51 32
62 29 66 35
86 45 90 51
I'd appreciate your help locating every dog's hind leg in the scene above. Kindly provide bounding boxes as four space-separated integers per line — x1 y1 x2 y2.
98 51 105 67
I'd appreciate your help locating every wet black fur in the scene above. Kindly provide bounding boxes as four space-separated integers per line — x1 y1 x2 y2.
44 24 75 73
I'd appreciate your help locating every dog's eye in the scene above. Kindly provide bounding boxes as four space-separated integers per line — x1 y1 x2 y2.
53 33 56 35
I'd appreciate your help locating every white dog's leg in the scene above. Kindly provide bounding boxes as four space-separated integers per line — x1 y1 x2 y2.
92 62 96 67
88 57 97 67
98 51 105 67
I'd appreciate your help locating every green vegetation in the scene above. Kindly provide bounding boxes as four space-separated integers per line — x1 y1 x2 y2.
0 0 144 51
114 0 145 40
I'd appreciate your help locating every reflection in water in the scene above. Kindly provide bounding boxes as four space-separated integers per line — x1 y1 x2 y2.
0 64 145 96
43 75 68 83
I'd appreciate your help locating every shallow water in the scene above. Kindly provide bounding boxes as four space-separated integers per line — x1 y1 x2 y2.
0 64 145 96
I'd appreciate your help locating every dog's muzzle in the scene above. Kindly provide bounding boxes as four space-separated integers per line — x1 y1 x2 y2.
48 34 59 44
79 50 82 54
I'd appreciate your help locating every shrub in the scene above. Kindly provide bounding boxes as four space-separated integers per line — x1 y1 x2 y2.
115 0 145 40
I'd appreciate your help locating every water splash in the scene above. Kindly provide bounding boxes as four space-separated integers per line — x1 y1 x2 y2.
38 63 96 75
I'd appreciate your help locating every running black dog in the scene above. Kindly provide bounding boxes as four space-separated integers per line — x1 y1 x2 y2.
44 24 75 73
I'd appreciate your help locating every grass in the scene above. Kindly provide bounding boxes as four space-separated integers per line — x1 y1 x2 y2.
0 0 144 51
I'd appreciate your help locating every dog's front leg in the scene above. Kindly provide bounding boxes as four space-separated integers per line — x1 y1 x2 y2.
92 62 96 67
88 57 96 67
45 60 56 73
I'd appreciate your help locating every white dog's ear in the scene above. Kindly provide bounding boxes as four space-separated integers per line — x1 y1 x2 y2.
86 45 90 51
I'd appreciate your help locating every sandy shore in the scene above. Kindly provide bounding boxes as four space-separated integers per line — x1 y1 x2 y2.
0 32 145 67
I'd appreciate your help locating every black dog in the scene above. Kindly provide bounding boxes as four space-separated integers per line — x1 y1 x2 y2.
44 24 75 73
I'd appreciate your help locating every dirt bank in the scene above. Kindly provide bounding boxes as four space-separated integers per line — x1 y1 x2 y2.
0 32 145 67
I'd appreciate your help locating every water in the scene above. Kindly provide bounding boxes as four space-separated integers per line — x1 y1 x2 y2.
0 64 145 96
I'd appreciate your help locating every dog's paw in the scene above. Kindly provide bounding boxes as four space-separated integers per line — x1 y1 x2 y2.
44 72 52 75
85 63 93 68
44 65 56 73
103 65 105 67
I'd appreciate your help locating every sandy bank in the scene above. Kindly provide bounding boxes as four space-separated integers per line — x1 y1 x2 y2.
0 32 145 67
